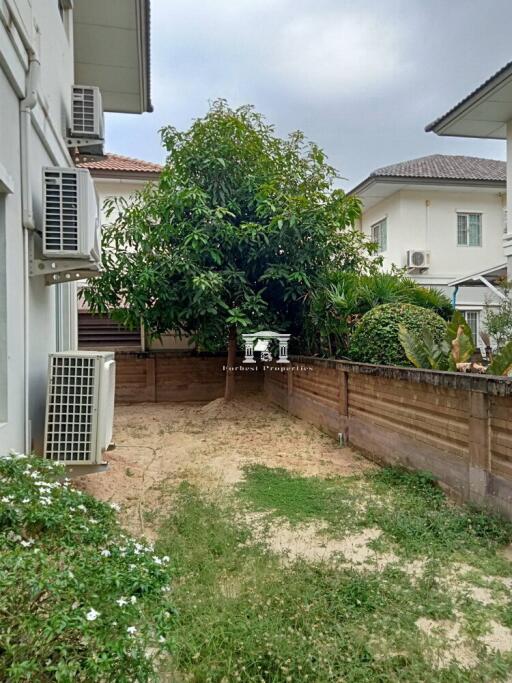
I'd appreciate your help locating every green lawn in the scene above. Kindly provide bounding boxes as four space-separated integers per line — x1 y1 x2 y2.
157 465 512 683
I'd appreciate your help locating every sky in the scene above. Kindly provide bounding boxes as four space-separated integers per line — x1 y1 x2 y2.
106 0 512 190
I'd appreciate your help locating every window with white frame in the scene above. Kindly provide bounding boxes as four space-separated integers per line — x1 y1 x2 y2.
457 213 482 246
462 310 480 344
371 218 387 253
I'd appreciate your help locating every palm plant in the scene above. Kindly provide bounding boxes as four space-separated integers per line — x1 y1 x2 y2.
305 271 453 356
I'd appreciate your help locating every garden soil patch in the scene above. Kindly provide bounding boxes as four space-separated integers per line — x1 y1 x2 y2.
76 395 370 536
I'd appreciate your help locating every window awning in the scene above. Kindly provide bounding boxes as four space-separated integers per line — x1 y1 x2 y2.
448 264 507 299
73 0 152 114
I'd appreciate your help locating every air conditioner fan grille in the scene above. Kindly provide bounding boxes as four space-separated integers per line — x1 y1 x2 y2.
45 356 96 462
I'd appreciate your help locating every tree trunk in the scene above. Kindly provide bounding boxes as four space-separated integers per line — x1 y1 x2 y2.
224 325 237 401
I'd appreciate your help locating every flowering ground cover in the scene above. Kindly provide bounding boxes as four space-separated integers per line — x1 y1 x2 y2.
0 454 173 682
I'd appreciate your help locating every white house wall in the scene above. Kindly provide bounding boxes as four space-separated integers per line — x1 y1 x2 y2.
360 188 505 281
359 186 506 342
0 0 77 455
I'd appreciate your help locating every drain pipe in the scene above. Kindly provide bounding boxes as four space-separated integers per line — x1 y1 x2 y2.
452 285 459 309
20 52 40 453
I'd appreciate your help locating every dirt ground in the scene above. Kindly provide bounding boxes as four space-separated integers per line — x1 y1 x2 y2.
76 395 371 536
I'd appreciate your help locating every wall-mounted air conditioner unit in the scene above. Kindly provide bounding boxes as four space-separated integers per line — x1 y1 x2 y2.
70 85 104 140
30 167 101 284
407 250 430 270
44 352 115 468
43 167 99 260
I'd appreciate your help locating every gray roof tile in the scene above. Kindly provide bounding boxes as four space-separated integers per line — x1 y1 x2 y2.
370 154 505 182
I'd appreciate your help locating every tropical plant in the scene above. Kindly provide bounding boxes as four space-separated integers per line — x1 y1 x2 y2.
83 100 379 398
399 310 475 371
484 281 512 351
348 303 447 366
400 312 512 377
487 341 512 376
305 272 452 357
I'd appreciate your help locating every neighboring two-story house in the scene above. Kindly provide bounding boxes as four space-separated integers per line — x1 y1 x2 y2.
0 0 151 456
74 152 192 353
350 154 507 341
426 60 512 290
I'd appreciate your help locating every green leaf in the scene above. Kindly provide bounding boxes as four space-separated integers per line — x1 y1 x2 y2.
487 340 512 376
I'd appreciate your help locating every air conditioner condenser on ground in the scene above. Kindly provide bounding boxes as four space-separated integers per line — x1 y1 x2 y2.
44 352 115 468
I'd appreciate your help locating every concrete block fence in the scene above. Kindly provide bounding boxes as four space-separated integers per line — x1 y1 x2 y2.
264 357 512 520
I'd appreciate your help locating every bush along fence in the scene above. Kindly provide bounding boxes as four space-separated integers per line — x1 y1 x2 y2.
264 357 512 520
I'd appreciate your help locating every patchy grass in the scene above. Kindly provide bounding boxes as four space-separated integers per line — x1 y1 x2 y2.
157 467 512 683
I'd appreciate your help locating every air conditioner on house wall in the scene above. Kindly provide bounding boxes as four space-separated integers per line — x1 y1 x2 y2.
407 250 430 270
44 352 115 467
30 167 101 284
69 85 104 142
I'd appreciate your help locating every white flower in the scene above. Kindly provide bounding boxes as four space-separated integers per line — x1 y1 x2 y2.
130 595 137 604
116 597 128 607
162 556 170 563
161 586 171 593
110 502 121 511
126 626 137 635
153 556 162 565
100 549 111 557
159 635 165 643
22 498 30 504
20 539 34 548
1 496 13 503
86 608 100 621
77 504 87 512
72 601 79 609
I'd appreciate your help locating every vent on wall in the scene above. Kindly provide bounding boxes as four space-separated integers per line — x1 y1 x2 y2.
71 85 104 139
44 352 115 465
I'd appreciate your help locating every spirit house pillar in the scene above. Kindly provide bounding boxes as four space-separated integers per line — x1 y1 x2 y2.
277 335 291 363
243 335 257 363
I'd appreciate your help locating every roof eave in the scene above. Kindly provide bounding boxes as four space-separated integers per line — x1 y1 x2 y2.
425 62 512 136
90 170 160 181
349 174 506 197
138 0 153 113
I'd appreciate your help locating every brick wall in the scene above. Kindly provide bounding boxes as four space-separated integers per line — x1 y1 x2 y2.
265 358 512 520
115 352 262 403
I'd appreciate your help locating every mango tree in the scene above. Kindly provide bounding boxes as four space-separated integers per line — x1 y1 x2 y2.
84 100 377 399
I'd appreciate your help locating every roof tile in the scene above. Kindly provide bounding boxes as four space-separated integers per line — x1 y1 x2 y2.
76 153 163 174
370 154 505 182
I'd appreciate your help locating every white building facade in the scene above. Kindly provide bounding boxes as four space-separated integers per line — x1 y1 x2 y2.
0 0 151 456
351 155 507 341
426 60 512 293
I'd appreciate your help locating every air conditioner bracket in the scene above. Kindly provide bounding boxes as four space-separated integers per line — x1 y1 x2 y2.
30 256 102 285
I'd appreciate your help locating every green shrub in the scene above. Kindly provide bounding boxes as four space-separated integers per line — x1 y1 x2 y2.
348 302 446 366
304 271 453 357
0 454 173 682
